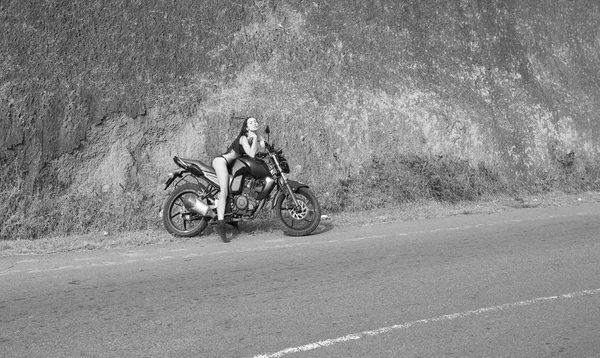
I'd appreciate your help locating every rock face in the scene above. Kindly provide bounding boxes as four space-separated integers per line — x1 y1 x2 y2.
1 0 599 237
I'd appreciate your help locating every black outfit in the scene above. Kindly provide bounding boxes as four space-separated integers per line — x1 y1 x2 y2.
219 135 253 165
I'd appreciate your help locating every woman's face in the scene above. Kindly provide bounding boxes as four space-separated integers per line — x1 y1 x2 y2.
246 117 259 132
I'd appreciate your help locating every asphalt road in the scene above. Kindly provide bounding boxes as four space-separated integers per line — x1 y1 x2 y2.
2 203 599 358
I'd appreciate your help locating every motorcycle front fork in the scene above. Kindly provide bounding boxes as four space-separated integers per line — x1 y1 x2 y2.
278 175 302 211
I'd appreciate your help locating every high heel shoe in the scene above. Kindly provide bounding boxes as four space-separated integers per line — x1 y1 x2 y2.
215 220 230 243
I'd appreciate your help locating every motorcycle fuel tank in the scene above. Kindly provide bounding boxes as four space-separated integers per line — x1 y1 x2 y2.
230 157 271 179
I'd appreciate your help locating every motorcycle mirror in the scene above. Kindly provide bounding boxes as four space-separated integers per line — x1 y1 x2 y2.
265 125 270 143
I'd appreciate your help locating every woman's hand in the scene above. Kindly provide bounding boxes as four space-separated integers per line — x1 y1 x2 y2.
241 133 259 157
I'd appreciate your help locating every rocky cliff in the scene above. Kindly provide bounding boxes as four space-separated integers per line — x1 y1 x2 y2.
1 0 599 239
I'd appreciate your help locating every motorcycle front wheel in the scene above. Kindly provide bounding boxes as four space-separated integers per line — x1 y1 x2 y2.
162 183 211 237
275 187 321 236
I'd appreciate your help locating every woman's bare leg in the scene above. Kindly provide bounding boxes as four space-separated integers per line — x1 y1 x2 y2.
212 157 229 220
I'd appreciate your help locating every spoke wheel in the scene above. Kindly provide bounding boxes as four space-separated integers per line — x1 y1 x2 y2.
162 183 212 237
276 187 321 236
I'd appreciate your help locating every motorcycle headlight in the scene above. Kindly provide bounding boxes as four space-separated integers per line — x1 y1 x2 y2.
279 159 290 174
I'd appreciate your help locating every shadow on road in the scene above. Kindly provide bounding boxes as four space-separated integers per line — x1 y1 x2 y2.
304 220 335 236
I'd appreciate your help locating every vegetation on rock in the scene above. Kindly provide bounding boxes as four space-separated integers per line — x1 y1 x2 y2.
1 0 599 240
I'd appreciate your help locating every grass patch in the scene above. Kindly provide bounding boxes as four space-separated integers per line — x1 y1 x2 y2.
0 186 160 241
325 154 506 212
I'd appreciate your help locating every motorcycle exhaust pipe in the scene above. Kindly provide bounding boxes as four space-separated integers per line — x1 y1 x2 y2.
182 196 216 218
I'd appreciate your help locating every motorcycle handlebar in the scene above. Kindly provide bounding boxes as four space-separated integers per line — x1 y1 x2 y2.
263 141 274 152
258 141 283 156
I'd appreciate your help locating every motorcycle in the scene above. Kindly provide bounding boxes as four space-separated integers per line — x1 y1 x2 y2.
161 126 321 237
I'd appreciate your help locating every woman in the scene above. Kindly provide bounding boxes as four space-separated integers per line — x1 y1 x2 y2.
212 117 265 243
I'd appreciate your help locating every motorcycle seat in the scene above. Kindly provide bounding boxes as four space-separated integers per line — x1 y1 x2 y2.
179 158 215 175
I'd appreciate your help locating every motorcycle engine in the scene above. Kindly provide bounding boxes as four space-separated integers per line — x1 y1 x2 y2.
232 177 265 216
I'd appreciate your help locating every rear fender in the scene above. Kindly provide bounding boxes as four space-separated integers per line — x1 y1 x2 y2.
164 156 209 190
164 170 185 190
164 167 212 190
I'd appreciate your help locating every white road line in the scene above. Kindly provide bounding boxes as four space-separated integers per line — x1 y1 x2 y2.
252 288 600 358
15 259 40 264
0 270 21 276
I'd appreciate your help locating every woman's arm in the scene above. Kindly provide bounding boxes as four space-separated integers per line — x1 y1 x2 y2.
240 135 259 157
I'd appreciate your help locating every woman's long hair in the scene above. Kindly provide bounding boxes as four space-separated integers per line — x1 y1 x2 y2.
236 117 251 137
227 117 251 153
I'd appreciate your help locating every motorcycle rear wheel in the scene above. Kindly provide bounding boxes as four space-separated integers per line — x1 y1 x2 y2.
275 187 321 236
162 183 212 237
